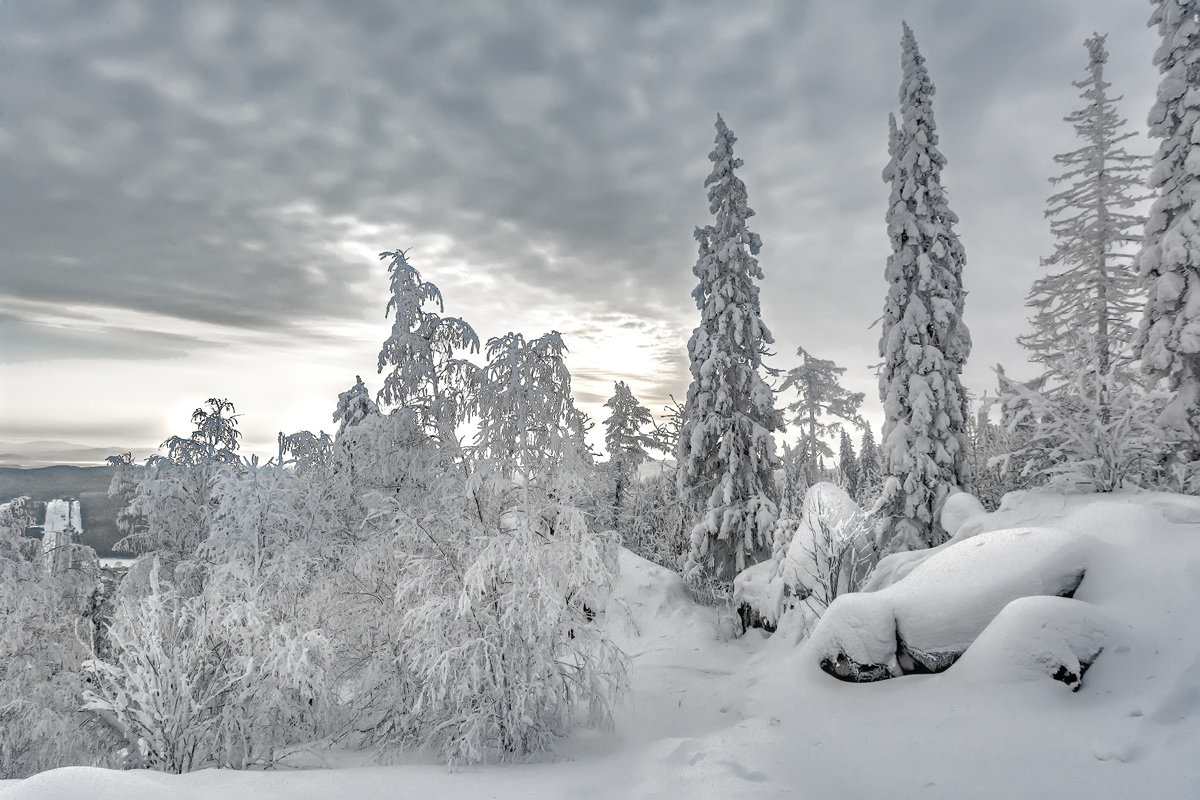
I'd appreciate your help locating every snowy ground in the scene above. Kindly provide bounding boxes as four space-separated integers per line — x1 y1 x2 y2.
3 491 1200 799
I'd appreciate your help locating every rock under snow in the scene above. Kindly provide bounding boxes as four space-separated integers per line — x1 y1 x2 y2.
811 526 1091 681
949 595 1108 691
940 490 988 540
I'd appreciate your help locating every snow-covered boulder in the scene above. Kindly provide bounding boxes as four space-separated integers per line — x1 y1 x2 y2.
810 526 1092 681
941 490 988 540
949 595 1108 691
732 559 786 632
860 490 991 593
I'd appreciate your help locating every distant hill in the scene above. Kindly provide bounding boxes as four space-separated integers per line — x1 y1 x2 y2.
0 465 125 557
0 439 156 468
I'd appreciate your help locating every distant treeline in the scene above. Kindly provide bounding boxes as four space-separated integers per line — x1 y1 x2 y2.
0 466 124 557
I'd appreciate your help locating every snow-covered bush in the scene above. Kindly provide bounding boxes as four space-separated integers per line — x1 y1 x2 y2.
0 497 117 778
379 471 628 764
994 357 1169 492
618 470 689 572
737 483 878 636
776 483 878 616
84 559 331 772
332 327 631 764
109 399 245 563
90 262 629 771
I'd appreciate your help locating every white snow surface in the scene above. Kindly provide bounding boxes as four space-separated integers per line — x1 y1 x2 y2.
4 490 1200 798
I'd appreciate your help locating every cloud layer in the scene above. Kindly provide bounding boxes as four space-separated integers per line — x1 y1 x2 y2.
0 0 1165 456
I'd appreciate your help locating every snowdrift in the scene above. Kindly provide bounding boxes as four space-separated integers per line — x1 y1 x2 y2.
4 491 1200 799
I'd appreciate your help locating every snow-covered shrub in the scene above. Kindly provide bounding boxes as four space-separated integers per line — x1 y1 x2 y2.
109 399 245 563
324 325 631 765
736 484 878 637
0 498 117 778
92 450 353 773
381 470 628 764
618 470 689 572
777 483 878 617
89 265 630 771
994 358 1168 492
84 559 331 772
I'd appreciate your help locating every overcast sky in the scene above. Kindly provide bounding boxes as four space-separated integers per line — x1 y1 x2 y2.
0 0 1164 464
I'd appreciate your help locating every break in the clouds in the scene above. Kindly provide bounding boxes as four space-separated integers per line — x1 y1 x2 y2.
0 0 1165 459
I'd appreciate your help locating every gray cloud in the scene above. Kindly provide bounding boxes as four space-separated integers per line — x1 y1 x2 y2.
0 0 1169 451
0 312 227 363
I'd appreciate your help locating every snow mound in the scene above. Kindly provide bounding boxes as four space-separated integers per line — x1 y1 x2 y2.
949 595 1108 691
811 526 1091 680
940 490 988 539
860 490 991 594
732 559 785 630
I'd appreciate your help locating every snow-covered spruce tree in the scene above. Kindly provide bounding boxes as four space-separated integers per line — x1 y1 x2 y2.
602 381 662 531
876 24 972 551
376 249 480 452
603 381 656 469
855 422 883 507
838 428 860 498
1020 33 1148 407
1136 0 1200 488
679 115 785 583
778 441 810 518
781 347 865 486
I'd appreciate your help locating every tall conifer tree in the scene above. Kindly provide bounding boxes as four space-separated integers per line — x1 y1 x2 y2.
678 115 784 581
1136 0 1200 471
876 24 972 551
1020 34 1148 402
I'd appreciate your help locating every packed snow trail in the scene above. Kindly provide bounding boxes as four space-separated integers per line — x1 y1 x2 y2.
4 492 1200 798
